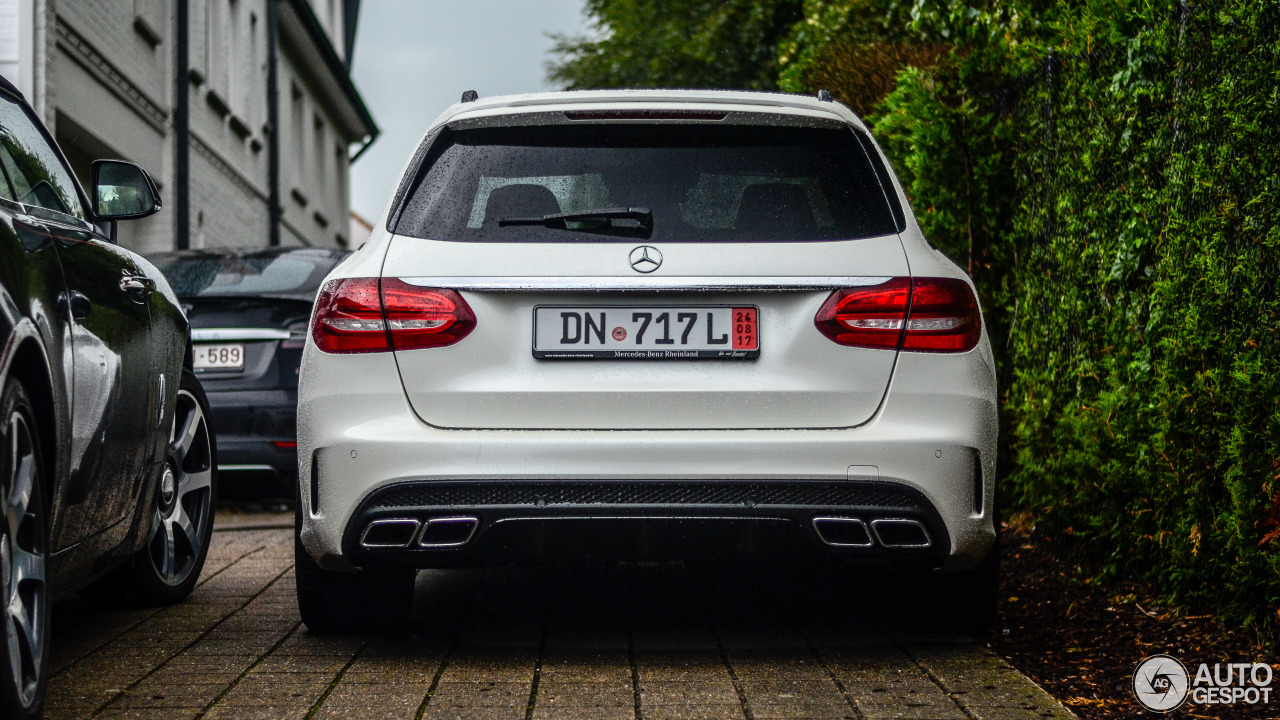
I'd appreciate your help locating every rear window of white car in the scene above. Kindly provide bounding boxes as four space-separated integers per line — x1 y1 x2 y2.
391 124 900 242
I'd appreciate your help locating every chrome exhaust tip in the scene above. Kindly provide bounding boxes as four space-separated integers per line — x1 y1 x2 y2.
418 516 479 548
359 518 421 548
812 516 874 547
870 518 932 548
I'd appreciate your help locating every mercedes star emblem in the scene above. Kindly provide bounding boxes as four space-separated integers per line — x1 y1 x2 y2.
629 245 662 273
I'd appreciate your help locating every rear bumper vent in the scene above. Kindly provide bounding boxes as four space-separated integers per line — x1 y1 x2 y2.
369 481 920 510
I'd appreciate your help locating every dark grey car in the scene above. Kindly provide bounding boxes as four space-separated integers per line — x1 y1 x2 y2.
147 248 349 496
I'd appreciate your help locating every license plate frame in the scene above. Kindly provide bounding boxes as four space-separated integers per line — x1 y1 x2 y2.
193 342 245 371
533 305 759 359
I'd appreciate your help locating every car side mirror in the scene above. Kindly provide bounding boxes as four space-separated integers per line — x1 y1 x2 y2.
91 159 162 221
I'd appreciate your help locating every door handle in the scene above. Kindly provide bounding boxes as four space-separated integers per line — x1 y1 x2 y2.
119 275 155 295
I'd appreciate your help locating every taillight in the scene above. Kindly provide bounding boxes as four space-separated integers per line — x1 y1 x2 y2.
311 278 475 354
815 277 981 353
814 278 911 349
900 277 982 352
312 278 389 353
380 279 475 350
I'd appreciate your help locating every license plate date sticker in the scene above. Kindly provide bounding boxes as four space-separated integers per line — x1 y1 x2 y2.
193 343 245 370
533 306 759 359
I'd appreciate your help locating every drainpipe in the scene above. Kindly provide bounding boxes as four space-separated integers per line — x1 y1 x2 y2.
266 0 281 247
174 0 189 249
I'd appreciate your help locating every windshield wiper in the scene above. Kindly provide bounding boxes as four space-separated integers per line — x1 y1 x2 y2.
497 207 653 233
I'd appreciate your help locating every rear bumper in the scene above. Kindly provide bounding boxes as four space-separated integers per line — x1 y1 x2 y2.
216 437 298 479
205 388 298 478
341 480 949 568
297 348 1000 574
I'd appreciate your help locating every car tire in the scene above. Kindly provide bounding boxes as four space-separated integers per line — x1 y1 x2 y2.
930 536 999 633
130 368 218 605
0 378 50 720
295 508 414 634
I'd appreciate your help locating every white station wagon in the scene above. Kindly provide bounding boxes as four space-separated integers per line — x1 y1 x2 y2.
295 89 999 633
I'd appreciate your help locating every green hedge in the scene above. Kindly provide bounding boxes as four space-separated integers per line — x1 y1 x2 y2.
792 0 1280 631
549 0 1280 633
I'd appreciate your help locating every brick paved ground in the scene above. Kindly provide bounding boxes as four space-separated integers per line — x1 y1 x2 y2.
45 513 1075 720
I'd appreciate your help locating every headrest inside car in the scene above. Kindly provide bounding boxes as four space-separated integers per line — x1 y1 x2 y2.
483 184 562 226
735 183 816 236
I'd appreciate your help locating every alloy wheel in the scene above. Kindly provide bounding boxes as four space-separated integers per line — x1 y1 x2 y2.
147 387 213 587
1 405 45 710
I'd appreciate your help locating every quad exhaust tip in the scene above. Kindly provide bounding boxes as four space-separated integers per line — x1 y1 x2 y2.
812 516 933 549
359 518 420 548
812 517 874 547
870 518 932 548
418 516 479 548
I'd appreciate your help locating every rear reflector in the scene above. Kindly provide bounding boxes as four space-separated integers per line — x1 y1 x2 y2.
814 277 981 353
311 278 475 353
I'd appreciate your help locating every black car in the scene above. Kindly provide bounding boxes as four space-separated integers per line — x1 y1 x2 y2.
146 248 348 495
0 76 217 718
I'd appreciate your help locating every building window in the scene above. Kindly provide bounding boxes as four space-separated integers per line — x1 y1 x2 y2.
291 83 304 181
313 114 327 199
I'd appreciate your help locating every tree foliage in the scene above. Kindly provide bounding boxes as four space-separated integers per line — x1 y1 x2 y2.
546 0 803 90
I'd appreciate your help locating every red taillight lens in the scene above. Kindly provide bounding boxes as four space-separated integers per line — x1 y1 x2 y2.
379 279 475 350
311 278 475 354
900 277 982 352
312 278 390 353
814 278 911 349
815 277 981 353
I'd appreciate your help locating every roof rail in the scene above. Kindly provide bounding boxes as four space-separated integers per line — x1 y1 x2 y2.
460 90 478 103
817 89 834 102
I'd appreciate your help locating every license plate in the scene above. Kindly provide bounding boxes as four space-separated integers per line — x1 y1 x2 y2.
193 343 245 370
533 306 759 359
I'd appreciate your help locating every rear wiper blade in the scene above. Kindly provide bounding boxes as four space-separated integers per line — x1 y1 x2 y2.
497 207 653 231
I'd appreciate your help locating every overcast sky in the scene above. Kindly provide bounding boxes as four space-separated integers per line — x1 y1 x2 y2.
349 0 589 222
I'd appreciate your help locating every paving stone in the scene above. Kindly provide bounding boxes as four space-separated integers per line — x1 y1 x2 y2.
271 633 365 656
157 654 260 675
201 705 311 720
46 522 1078 720
640 703 747 720
856 701 970 720
313 684 427 719
429 680 531 706
94 710 202 720
252 653 353 674
636 653 731 682
110 682 227 709
532 705 636 720
420 704 528 720
640 680 742 705
539 655 632 682
536 680 634 706
437 654 537 683
215 673 330 706
748 696 854 719
966 707 1077 720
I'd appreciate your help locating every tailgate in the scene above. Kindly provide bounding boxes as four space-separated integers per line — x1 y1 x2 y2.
383 234 908 430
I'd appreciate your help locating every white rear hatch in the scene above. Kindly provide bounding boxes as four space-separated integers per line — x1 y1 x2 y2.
377 111 909 430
